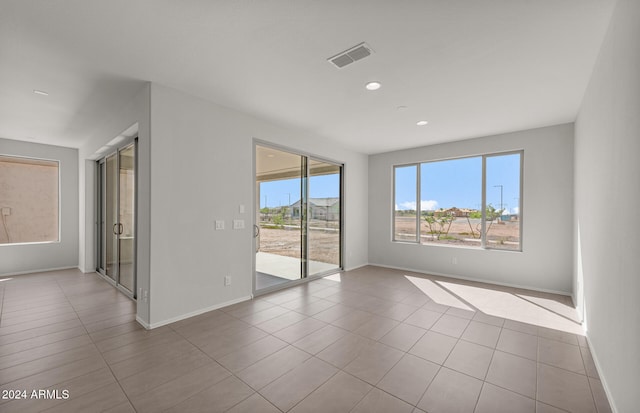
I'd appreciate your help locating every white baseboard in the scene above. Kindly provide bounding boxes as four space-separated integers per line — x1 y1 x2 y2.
140 295 253 330
0 266 79 278
343 263 370 272
79 266 96 274
586 335 618 413
369 263 573 297
135 316 151 330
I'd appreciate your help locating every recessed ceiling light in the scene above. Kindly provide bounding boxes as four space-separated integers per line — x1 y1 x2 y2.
33 90 49 96
365 81 381 91
396 106 408 112
416 120 429 126
266 154 275 158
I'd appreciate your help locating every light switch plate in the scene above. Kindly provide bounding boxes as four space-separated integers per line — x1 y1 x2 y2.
233 219 245 229
215 220 225 230
239 204 245 214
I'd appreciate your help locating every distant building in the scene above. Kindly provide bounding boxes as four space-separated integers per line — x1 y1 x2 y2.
291 197 340 221
433 207 476 218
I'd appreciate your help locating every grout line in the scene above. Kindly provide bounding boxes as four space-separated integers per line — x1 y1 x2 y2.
2 267 603 412
54 276 140 413
581 346 602 413
535 327 540 410
169 314 326 413
279 367 342 413
473 380 486 412
413 362 443 409
0 318 84 344
0 283 5 325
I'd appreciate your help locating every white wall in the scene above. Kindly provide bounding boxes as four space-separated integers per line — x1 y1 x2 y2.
148 83 368 326
369 124 574 294
0 138 78 275
574 0 640 410
78 83 151 325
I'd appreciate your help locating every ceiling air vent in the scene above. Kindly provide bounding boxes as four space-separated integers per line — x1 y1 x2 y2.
327 42 373 69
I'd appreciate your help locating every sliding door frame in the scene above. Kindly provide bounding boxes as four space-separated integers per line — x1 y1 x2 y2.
96 137 138 300
253 139 344 295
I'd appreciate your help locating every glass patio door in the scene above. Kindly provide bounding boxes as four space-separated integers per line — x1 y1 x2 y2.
97 140 136 297
255 144 342 292
104 153 118 281
308 160 342 276
118 145 136 292
255 146 305 290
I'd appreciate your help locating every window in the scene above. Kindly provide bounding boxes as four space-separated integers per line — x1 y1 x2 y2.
0 155 59 244
394 165 418 242
393 151 522 251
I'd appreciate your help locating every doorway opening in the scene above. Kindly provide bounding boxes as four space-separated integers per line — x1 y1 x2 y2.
255 144 342 292
97 139 137 298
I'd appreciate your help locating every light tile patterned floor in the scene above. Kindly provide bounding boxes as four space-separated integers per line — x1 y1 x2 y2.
0 266 612 412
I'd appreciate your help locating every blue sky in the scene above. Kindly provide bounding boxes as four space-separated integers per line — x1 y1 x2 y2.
259 154 520 213
260 174 339 208
395 153 521 214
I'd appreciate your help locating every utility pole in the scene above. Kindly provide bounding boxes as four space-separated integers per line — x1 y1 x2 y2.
493 185 503 212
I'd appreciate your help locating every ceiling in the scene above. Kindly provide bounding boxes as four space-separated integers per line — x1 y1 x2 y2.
256 145 340 182
0 1 615 154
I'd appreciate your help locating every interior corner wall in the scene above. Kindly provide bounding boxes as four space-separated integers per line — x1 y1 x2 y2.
78 83 151 325
574 0 640 411
148 83 368 327
0 138 79 275
368 123 574 294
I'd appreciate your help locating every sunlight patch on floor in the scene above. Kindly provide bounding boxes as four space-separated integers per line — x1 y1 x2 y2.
515 293 582 324
405 276 473 311
435 280 584 335
403 273 584 335
323 273 342 283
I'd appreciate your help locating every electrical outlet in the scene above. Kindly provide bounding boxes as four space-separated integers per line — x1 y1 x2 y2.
451 257 458 265
143 290 148 302
224 276 231 286
233 219 245 229
1 207 10 216
215 220 225 230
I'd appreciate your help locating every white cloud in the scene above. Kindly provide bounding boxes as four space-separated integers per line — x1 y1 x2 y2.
399 201 416 210
397 200 438 211
421 200 438 211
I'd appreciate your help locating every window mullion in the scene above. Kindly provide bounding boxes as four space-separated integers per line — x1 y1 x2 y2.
415 163 421 243
481 155 487 249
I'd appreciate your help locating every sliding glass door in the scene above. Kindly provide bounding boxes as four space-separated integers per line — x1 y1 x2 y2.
103 153 118 281
118 145 136 292
308 160 342 276
255 144 342 292
255 146 305 288
97 140 137 297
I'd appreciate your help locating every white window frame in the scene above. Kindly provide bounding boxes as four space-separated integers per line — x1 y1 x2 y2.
392 150 523 251
0 154 61 246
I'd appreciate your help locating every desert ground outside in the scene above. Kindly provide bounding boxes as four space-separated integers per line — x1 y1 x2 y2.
258 214 520 266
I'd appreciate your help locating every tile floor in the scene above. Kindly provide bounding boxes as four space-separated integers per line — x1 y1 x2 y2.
0 266 612 412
